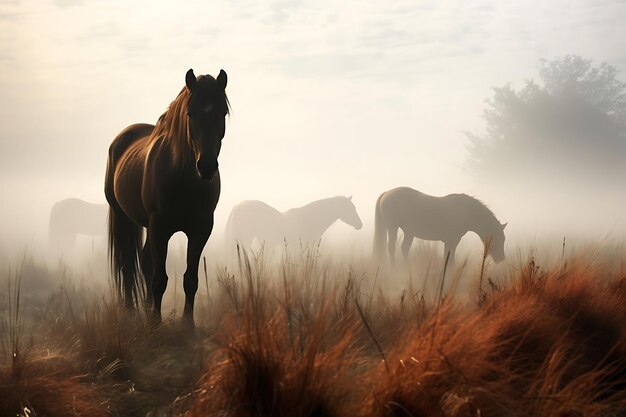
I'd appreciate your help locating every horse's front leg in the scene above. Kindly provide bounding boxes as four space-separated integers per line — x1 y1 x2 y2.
148 218 172 323
183 226 212 326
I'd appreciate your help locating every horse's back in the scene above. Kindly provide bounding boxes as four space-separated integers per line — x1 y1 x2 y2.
379 187 429 222
108 124 155 163
227 200 284 245
379 187 457 238
49 198 108 249
51 198 106 223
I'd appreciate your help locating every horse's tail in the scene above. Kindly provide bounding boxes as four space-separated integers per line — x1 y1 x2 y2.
373 192 387 261
105 142 143 308
107 203 143 309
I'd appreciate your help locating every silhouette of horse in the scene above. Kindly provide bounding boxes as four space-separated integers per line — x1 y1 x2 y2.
49 198 108 251
225 196 363 249
374 187 506 264
105 69 229 324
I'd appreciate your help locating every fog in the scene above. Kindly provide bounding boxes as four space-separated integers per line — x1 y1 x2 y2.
1 0 625 267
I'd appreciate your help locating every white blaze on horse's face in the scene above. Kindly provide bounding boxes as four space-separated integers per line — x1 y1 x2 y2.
185 69 229 180
340 196 363 230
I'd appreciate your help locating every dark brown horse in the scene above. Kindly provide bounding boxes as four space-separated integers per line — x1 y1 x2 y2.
105 69 229 325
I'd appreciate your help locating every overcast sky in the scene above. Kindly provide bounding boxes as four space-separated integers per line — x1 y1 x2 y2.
1 0 625 249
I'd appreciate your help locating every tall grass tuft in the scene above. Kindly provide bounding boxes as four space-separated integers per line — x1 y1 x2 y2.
362 255 626 417
186 245 363 417
0 258 110 417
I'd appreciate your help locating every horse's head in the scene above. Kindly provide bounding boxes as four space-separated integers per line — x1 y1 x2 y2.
185 69 229 180
486 222 507 263
338 196 363 230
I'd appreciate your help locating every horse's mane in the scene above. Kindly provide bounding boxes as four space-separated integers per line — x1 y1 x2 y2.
286 196 346 214
449 193 499 225
149 86 192 167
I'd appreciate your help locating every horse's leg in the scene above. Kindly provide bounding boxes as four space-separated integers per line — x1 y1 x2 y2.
401 234 413 263
148 219 171 323
387 227 398 265
140 239 153 310
121 263 136 310
443 239 459 265
183 228 211 326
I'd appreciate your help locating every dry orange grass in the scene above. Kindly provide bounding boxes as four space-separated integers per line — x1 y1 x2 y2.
0 353 110 417
1 245 625 416
363 258 626 417
185 247 364 417
187 310 360 417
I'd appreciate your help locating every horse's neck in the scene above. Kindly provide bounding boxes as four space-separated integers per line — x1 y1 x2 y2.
286 200 340 239
152 130 195 172
467 213 498 241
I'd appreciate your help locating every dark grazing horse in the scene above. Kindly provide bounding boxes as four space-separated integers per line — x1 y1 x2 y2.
105 69 229 325
374 187 507 264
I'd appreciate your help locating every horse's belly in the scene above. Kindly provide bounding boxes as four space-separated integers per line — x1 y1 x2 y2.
403 223 446 242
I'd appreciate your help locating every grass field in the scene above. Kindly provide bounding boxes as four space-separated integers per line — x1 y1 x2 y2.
1 242 625 416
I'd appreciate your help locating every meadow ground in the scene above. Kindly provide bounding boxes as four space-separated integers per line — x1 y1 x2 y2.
1 240 625 417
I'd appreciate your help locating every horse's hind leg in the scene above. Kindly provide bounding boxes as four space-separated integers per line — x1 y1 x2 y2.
387 227 398 265
183 227 211 326
121 264 136 310
140 240 153 309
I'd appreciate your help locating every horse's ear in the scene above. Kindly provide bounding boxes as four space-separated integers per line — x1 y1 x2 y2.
216 69 227 90
186 69 196 91
348 195 353 201
501 222 508 230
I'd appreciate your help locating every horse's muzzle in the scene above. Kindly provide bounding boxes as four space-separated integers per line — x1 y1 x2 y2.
197 159 218 180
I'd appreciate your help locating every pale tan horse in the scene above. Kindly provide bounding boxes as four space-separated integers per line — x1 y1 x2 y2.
105 69 229 325
49 198 108 251
374 187 506 264
225 196 363 249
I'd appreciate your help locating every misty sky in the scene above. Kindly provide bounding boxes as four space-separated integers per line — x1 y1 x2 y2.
1 0 625 250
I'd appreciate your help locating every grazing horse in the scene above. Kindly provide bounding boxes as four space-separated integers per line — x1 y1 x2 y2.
49 198 108 251
374 187 506 264
225 196 363 249
105 69 229 324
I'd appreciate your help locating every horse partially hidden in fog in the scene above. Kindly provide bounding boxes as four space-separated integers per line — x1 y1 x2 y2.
105 69 229 325
49 198 108 251
225 196 363 249
374 187 507 265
